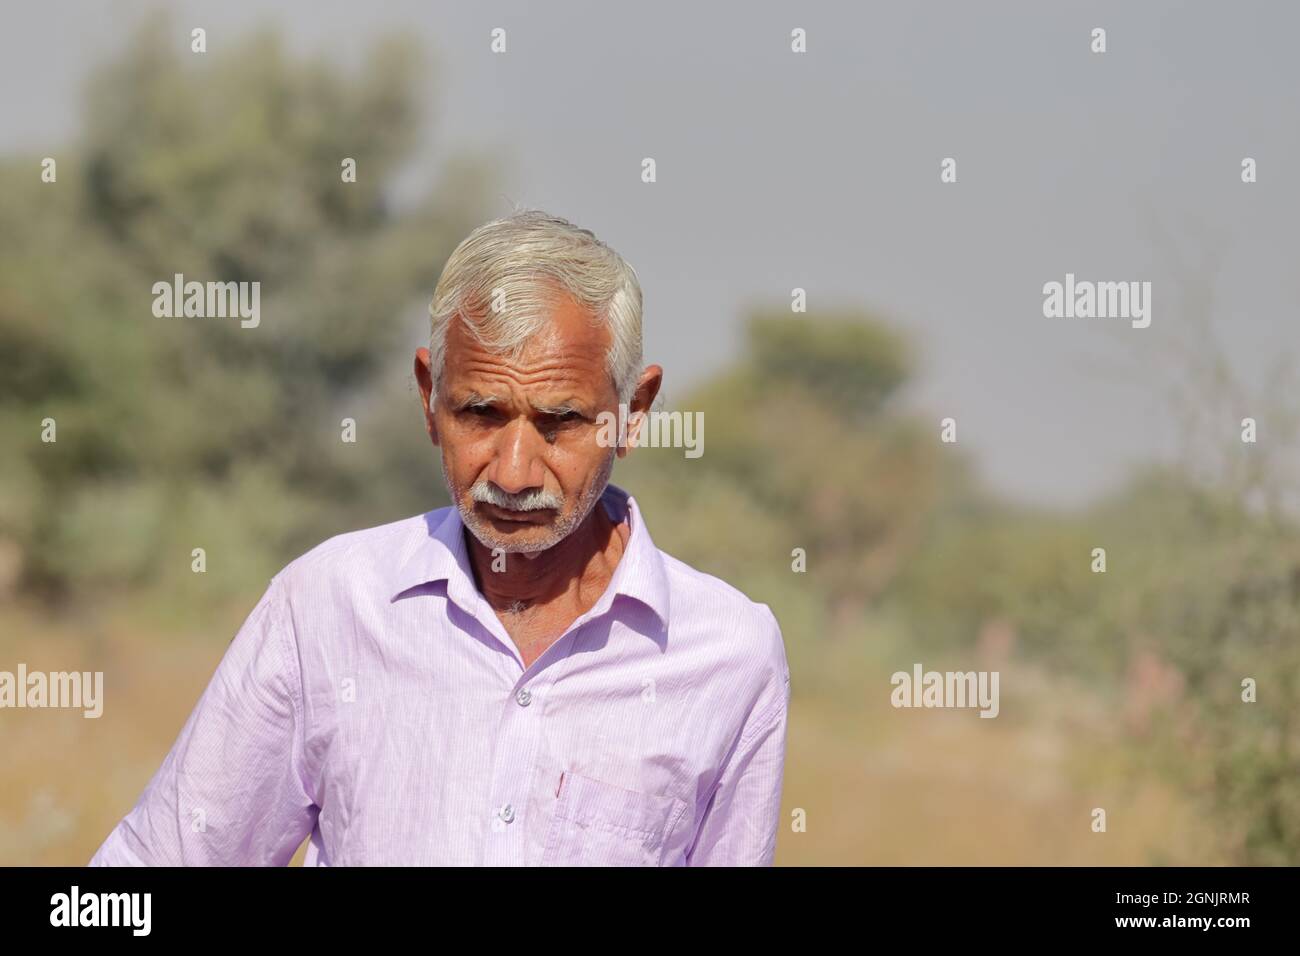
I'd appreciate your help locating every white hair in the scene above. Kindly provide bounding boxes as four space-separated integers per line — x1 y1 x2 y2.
427 208 644 407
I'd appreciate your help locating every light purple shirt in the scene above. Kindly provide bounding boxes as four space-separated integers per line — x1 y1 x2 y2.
89 483 790 866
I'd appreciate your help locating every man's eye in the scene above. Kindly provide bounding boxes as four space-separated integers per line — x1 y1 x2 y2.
543 411 584 427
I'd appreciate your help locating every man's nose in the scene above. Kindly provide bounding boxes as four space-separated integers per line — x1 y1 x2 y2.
488 416 547 495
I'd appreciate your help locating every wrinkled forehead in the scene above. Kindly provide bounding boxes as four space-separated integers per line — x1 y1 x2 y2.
442 296 616 402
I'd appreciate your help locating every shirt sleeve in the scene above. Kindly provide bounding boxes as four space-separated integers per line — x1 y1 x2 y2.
685 607 791 866
88 574 318 866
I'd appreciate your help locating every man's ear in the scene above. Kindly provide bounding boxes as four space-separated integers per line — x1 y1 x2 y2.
619 364 663 459
414 348 440 447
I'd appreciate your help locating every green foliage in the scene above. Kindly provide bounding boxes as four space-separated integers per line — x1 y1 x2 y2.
623 310 945 630
891 462 1300 862
0 19 492 600
747 307 911 418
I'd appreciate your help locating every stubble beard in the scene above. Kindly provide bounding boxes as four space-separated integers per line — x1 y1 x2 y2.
443 447 616 555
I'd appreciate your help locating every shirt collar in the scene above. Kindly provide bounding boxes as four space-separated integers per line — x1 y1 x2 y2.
391 482 670 629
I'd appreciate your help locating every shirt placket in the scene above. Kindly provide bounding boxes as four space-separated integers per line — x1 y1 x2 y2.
478 600 615 865
481 665 549 865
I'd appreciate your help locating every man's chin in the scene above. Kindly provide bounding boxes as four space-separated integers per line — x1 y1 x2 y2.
462 515 566 554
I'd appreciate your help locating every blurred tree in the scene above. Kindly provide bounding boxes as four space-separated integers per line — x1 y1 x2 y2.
0 18 494 602
883 275 1300 863
621 309 948 637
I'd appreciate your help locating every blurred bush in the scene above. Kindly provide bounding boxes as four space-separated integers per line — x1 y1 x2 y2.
0 19 494 603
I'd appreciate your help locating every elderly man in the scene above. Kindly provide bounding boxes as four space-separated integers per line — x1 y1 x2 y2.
89 210 790 866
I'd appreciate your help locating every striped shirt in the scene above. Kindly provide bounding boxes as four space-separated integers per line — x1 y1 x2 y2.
89 483 790 866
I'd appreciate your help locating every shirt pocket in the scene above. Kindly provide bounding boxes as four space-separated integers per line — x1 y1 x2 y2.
541 770 688 867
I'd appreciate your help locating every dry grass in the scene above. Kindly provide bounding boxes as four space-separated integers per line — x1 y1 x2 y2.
776 668 1222 865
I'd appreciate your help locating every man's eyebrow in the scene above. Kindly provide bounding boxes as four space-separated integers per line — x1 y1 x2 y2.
531 398 591 416
450 391 503 411
448 392 590 416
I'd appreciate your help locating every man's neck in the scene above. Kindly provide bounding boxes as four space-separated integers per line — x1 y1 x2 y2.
464 498 630 620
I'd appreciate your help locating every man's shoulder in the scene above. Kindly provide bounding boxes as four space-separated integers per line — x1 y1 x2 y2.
655 549 788 669
655 549 791 720
657 551 771 620
273 506 453 588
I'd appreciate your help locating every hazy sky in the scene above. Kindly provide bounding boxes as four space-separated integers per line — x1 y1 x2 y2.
4 0 1296 507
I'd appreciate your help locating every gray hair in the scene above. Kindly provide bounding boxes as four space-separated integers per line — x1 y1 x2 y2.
427 209 644 407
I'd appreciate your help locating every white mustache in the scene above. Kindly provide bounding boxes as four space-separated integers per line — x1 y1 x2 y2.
470 481 563 512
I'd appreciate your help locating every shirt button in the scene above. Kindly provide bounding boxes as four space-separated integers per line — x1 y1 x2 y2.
499 803 515 824
515 687 532 707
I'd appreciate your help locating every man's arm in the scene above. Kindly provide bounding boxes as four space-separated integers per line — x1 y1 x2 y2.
685 608 791 866
89 575 318 866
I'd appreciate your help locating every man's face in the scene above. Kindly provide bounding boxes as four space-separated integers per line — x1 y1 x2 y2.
422 291 620 555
